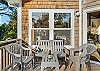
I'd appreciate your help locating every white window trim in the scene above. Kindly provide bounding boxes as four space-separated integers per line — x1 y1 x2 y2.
29 9 74 48
83 6 100 44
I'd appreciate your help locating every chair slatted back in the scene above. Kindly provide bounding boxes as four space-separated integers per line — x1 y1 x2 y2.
36 40 64 53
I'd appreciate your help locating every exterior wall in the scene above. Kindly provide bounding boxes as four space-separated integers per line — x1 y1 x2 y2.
22 0 79 47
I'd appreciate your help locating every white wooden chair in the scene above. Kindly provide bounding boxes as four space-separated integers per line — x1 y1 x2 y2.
35 40 64 71
4 40 34 71
64 47 80 71
64 43 99 71
35 40 64 55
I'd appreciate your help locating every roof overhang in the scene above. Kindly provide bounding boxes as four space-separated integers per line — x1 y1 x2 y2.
5 0 20 7
22 0 31 6
6 0 20 4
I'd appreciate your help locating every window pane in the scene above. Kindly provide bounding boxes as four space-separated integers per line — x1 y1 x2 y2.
32 30 49 44
54 30 71 45
54 13 71 28
32 13 49 28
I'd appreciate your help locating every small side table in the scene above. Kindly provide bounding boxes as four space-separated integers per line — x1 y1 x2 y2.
41 53 60 71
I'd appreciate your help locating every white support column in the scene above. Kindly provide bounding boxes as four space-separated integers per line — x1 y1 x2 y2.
29 10 32 46
17 7 22 39
79 0 82 46
83 11 87 44
71 9 75 48
0 49 1 70
49 11 54 40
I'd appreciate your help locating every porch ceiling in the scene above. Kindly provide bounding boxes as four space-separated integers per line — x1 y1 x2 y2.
6 0 20 4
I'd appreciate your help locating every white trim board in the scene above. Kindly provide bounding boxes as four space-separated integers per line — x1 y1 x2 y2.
28 9 74 48
17 7 22 39
83 6 100 44
79 0 82 46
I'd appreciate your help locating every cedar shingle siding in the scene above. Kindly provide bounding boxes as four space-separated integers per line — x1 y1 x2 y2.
22 0 79 47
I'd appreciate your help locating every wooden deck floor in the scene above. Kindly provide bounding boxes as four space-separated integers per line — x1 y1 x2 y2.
11 62 100 71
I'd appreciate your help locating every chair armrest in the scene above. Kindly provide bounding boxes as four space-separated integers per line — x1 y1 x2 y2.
14 54 21 57
4 47 21 57
64 47 70 56
21 46 31 50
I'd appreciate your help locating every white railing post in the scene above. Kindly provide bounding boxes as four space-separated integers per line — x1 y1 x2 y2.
0 49 2 70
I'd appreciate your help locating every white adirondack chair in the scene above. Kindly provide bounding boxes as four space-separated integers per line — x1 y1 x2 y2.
34 40 64 71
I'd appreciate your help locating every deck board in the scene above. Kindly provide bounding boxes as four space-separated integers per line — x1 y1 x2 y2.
11 62 100 71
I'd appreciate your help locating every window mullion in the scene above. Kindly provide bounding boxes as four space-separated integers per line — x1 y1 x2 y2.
49 11 54 40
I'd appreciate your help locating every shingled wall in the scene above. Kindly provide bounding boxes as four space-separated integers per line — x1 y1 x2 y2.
22 0 79 47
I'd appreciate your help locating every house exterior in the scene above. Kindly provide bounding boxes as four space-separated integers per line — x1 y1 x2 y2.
0 0 98 51
16 0 99 48
10 0 100 48
0 0 100 71
19 0 79 49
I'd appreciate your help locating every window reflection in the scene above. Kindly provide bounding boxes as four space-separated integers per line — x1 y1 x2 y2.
32 13 49 28
54 30 71 45
32 30 49 44
54 13 71 28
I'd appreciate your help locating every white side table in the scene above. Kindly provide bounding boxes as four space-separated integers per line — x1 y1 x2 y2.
41 53 59 71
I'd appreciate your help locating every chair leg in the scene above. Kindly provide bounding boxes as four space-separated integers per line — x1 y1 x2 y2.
32 59 34 68
86 61 91 71
11 63 13 71
21 62 24 71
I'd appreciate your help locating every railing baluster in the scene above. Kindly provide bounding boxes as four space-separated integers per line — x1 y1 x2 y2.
0 39 34 71
6 50 9 67
3 48 5 69
0 48 2 70
1 48 3 70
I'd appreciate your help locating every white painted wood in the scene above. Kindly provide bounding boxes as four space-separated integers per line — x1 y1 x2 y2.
49 12 54 40
41 52 59 71
29 10 32 46
0 49 1 70
79 0 82 46
71 9 75 48
29 9 74 48
83 11 87 44
35 40 64 53
17 7 22 39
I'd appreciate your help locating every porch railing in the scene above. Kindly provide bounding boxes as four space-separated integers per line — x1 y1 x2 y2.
0 39 17 71
0 39 34 71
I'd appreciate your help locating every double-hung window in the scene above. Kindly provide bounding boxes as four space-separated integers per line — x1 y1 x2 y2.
29 9 74 48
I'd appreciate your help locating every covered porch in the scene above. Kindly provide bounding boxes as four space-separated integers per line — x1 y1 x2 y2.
0 0 100 71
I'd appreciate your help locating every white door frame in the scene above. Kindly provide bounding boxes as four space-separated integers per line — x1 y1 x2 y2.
83 6 100 44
